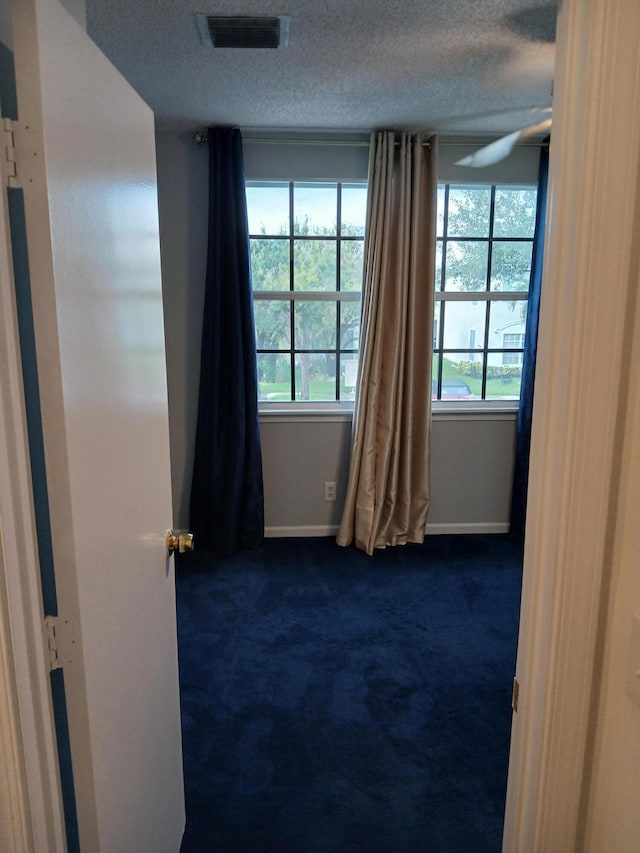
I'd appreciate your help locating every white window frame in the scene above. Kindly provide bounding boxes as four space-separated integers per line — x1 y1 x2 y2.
432 182 536 410
248 179 366 409
244 136 542 414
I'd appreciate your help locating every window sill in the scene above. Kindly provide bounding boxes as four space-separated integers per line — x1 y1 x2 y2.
259 403 354 424
258 401 518 423
431 404 518 421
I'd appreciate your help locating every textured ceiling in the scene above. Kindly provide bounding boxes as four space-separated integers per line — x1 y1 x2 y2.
85 0 556 135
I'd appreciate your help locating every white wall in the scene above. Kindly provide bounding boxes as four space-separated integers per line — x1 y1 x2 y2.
155 129 529 534
155 131 208 527
260 415 352 536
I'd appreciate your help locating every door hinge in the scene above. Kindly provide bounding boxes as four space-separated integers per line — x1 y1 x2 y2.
512 676 520 713
2 118 20 189
44 615 75 671
45 616 61 670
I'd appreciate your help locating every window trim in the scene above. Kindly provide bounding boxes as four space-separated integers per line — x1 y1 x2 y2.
253 291 360 303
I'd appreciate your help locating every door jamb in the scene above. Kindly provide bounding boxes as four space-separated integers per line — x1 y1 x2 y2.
0 110 66 852
502 0 640 848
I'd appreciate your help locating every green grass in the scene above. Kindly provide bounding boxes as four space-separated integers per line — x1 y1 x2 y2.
438 356 521 400
259 378 348 402
259 358 521 402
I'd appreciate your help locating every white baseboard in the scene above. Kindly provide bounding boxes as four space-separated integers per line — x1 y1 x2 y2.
265 525 339 538
426 522 510 535
264 522 509 538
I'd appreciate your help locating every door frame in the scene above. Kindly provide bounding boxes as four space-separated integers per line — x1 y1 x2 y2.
0 117 65 850
503 0 640 849
2 0 639 850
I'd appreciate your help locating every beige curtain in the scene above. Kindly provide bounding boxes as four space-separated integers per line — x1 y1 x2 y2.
336 131 437 555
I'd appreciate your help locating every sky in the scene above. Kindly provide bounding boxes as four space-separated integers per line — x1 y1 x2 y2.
246 182 367 235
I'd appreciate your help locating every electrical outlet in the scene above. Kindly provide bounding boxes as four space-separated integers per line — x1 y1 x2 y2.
324 481 337 502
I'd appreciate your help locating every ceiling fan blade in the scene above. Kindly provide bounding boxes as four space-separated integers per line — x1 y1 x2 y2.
517 117 553 140
454 118 552 167
454 130 522 167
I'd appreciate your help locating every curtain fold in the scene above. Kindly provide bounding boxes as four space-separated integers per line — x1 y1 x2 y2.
509 142 550 539
337 132 437 555
189 127 264 556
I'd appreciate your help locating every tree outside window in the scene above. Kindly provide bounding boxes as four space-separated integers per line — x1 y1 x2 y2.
434 184 536 401
248 180 537 405
247 182 366 402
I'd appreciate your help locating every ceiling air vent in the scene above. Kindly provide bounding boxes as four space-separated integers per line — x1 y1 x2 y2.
196 15 290 49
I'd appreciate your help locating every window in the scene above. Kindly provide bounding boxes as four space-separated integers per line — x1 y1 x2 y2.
502 333 525 365
247 181 366 403
248 178 537 407
433 184 537 402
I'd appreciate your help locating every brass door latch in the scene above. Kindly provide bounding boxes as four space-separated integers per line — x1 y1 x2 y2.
166 530 194 556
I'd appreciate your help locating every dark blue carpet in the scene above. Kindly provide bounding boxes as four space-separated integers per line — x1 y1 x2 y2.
176 534 522 853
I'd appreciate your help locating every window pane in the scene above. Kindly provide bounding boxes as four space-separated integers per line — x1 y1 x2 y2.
341 185 367 236
502 350 522 366
491 242 533 292
293 183 337 235
445 241 489 291
249 178 373 404
246 183 289 235
340 301 361 350
437 186 446 237
294 301 337 350
434 301 445 347
431 355 440 400
435 354 479 399
257 353 291 402
435 242 443 291
503 332 525 348
340 240 364 292
294 240 337 291
432 184 536 404
447 186 491 237
488 301 528 348
494 188 537 238
254 300 290 349
295 353 336 401
485 352 522 400
340 355 359 400
250 239 290 291
443 301 486 351
431 353 440 400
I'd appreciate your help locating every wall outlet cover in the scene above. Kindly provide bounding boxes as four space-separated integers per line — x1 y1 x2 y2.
324 481 337 502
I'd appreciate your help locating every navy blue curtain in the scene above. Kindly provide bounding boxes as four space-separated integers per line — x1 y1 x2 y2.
189 127 264 556
510 143 549 540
